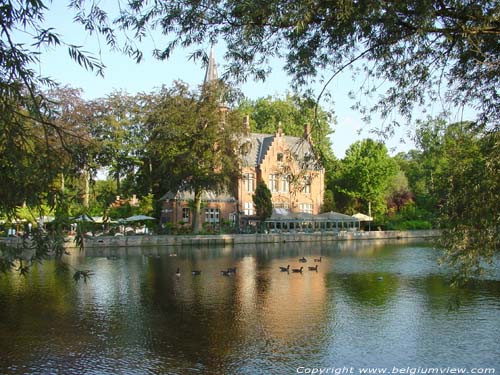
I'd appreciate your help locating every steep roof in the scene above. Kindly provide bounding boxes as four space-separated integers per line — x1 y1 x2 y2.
240 132 320 169
203 47 218 84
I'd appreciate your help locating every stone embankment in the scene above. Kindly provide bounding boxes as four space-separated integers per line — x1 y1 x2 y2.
1 230 439 250
81 229 439 248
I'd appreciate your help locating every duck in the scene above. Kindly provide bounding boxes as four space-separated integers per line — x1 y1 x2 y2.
227 267 237 274
298 257 307 263
279 265 290 272
191 270 202 275
175 268 181 277
292 266 304 273
221 270 231 276
308 265 318 271
314 257 322 262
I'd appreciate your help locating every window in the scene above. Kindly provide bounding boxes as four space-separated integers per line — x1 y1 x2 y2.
277 152 283 162
273 203 289 209
299 203 313 214
269 174 278 193
303 175 311 194
243 173 255 192
182 207 190 223
243 202 254 216
281 175 289 193
204 208 220 223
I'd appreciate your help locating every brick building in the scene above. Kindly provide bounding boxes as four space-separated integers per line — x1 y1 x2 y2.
160 49 325 228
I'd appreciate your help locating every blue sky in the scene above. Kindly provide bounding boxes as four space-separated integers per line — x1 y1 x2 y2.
29 3 472 158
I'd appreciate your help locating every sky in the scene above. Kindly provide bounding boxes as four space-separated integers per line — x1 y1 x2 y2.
27 2 472 158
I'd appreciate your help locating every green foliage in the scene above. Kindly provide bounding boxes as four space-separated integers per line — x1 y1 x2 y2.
335 139 398 218
138 193 154 216
321 189 335 213
387 220 433 230
434 123 499 284
253 181 273 222
145 81 244 233
89 91 147 195
76 0 500 125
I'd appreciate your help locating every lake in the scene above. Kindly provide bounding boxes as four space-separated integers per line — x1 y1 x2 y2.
0 240 499 375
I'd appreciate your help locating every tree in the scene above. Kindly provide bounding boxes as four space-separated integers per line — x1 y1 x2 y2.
336 139 398 218
145 81 244 233
253 180 273 229
73 0 500 125
1 1 106 211
432 123 499 284
90 92 146 196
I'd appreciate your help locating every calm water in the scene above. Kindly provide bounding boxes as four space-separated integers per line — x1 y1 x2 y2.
0 240 499 375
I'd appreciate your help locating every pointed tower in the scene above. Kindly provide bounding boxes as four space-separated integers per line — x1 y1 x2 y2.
204 47 218 84
203 46 228 125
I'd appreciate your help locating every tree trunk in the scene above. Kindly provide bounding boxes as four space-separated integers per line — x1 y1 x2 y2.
61 173 65 194
115 172 121 195
191 188 203 234
83 168 90 208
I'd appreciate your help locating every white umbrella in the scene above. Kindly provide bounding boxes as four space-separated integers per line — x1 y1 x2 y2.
352 213 373 221
125 215 156 222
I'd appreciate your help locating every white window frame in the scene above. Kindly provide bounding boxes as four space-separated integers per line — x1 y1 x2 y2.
299 203 313 214
204 208 220 223
269 174 278 193
243 173 255 192
281 175 289 193
243 202 254 216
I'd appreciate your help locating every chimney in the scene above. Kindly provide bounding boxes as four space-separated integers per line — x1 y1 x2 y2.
277 122 283 137
243 114 250 132
303 123 311 141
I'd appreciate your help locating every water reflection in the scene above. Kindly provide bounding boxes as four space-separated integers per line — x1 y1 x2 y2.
0 240 499 374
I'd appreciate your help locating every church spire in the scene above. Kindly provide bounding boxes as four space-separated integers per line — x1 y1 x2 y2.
204 46 218 84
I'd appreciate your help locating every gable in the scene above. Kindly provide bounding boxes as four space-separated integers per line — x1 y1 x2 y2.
239 132 321 170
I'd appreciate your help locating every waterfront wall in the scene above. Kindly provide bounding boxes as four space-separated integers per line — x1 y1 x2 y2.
1 230 439 250
82 229 440 248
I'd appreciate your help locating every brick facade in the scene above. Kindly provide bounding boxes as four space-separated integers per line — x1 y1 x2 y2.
161 126 325 227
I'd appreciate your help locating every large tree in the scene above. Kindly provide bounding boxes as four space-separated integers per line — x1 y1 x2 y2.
145 81 244 233
89 91 146 196
0 1 105 213
335 139 398 218
430 122 499 283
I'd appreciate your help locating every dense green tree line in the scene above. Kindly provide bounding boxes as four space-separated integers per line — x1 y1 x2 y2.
1 78 498 281
1 1 498 282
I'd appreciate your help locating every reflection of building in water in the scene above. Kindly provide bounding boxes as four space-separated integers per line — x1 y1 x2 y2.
233 255 329 341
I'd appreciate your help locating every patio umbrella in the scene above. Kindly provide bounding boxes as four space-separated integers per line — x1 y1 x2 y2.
352 213 373 221
73 214 95 222
125 215 156 222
